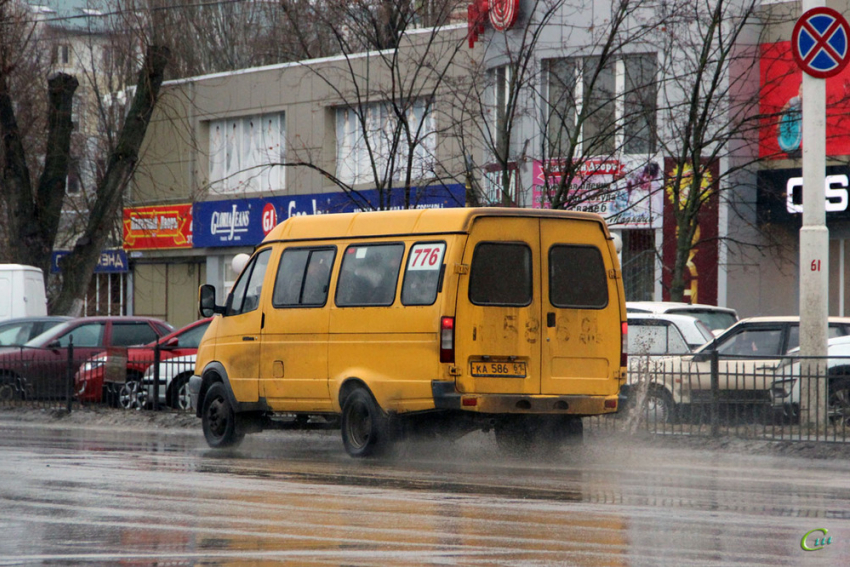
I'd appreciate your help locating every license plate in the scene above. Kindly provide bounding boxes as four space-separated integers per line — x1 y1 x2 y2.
470 361 527 378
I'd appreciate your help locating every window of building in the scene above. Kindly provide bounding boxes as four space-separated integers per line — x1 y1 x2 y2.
335 100 435 185
209 112 285 194
469 243 532 306
336 243 404 306
273 247 336 307
549 245 608 308
51 44 71 65
545 54 657 157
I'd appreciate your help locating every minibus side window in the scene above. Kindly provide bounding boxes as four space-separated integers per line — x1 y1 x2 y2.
273 247 336 307
401 242 446 306
336 243 404 307
469 243 532 306
549 245 607 308
227 249 271 316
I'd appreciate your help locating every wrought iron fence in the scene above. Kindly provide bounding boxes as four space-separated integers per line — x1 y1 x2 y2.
0 339 194 413
3 341 850 445
589 351 850 442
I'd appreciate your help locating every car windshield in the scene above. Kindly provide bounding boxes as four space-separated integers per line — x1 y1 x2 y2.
668 309 737 332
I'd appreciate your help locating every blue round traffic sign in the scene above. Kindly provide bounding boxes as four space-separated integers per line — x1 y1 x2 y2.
792 7 850 78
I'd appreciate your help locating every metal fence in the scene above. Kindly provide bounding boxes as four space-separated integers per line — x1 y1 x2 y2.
0 340 193 413
3 344 850 444
589 351 850 442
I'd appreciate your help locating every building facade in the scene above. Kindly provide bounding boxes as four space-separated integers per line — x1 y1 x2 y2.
128 25 476 328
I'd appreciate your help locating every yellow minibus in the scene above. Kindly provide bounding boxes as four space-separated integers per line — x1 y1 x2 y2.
191 207 627 457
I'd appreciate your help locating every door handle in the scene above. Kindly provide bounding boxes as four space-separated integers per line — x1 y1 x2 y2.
547 312 556 328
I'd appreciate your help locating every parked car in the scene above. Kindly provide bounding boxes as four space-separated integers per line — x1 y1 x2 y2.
0 317 172 401
0 316 71 347
644 316 850 422
771 335 850 425
626 301 739 335
137 354 197 411
622 313 714 413
75 318 211 408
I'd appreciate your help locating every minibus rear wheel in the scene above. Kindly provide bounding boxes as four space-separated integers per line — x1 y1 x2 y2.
202 382 245 449
341 388 392 458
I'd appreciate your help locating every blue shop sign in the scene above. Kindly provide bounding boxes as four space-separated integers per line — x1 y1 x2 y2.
193 184 465 248
51 249 129 273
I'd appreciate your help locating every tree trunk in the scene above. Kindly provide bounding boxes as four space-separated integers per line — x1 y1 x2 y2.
1 72 77 276
52 46 171 315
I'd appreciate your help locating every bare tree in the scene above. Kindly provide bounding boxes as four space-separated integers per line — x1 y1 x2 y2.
277 4 472 211
0 0 171 315
656 0 765 302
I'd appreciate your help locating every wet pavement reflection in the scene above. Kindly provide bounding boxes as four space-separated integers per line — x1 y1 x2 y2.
1 421 849 565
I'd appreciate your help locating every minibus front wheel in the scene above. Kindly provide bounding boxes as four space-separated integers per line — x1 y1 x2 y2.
341 388 392 458
202 382 245 449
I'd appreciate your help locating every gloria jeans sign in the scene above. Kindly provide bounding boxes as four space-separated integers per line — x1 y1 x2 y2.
193 185 465 248
757 167 850 224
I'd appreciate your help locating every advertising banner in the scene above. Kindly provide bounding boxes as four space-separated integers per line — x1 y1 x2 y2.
193 184 465 248
123 204 193 250
757 166 850 225
662 158 719 305
531 156 663 229
760 41 850 159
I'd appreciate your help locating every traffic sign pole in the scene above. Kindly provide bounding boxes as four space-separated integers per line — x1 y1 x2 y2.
793 1 849 428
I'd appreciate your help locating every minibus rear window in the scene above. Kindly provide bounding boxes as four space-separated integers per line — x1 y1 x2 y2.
469 243 532 306
549 245 607 308
336 243 404 307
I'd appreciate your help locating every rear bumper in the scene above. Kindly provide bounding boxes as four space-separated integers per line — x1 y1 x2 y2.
432 380 619 416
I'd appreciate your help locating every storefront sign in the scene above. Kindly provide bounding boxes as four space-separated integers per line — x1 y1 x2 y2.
193 185 465 248
531 157 663 229
50 249 128 273
123 204 193 250
662 158 719 306
759 41 850 158
757 167 850 224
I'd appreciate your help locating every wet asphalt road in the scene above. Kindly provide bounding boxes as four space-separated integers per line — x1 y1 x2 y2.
1 422 849 566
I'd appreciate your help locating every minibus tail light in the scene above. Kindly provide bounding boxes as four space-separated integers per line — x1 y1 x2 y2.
440 317 455 363
621 321 628 368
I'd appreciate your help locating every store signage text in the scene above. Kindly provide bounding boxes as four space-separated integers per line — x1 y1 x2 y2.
123 204 193 250
785 174 849 213
51 249 128 273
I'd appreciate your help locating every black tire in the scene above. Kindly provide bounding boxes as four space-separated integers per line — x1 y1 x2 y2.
646 389 675 424
340 388 392 458
202 382 245 449
494 415 536 455
829 378 850 426
169 374 192 410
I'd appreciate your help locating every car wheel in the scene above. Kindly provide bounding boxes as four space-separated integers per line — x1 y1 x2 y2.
494 416 536 455
0 383 13 402
202 382 245 449
340 388 392 458
119 380 146 410
829 378 850 426
170 375 192 410
646 389 675 424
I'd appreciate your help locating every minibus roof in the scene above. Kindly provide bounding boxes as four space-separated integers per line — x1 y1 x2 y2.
262 207 611 244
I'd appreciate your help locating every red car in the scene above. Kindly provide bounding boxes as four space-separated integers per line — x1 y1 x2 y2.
0 316 172 401
75 317 211 408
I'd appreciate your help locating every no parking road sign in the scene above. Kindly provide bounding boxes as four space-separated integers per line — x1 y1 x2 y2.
792 7 850 78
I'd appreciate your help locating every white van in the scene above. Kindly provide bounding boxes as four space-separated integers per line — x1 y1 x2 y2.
0 265 48 320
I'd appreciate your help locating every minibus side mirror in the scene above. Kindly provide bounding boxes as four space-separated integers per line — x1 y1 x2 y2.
199 284 224 317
